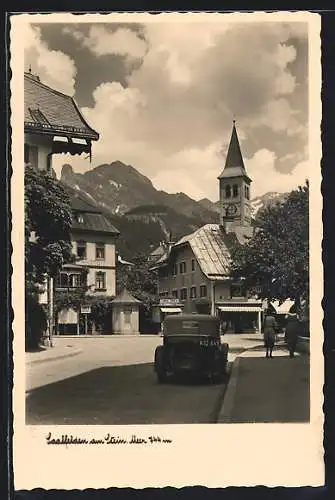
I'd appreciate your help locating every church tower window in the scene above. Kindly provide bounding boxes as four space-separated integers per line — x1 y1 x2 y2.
233 184 238 197
225 185 231 198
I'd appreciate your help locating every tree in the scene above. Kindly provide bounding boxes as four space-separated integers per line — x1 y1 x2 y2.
231 182 309 313
25 165 73 291
116 253 158 311
25 165 73 348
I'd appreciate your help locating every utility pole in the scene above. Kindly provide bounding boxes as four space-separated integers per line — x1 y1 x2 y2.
47 276 54 347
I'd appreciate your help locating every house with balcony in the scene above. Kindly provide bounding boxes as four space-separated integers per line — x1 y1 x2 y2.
24 68 99 172
55 192 120 334
151 122 264 333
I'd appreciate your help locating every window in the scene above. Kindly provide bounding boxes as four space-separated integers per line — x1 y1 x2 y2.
124 307 132 324
244 185 250 200
55 273 69 288
159 291 169 297
225 185 231 198
172 289 178 299
231 284 245 297
173 263 178 276
95 272 106 290
191 259 195 271
77 241 86 259
96 242 105 260
200 285 207 297
190 286 197 299
24 143 38 169
233 184 238 197
55 273 82 288
179 262 186 274
246 186 250 200
180 288 187 300
69 274 81 288
77 213 84 224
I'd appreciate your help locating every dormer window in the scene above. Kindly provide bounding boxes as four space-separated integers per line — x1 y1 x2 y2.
225 185 231 198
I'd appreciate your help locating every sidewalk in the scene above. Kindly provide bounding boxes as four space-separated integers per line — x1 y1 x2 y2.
26 341 83 366
218 345 310 423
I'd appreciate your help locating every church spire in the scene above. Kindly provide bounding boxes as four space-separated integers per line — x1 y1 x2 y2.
218 121 250 180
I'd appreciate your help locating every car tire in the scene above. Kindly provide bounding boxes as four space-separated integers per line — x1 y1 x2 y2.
154 346 167 384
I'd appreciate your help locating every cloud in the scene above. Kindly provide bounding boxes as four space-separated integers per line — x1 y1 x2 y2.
247 149 308 197
25 24 77 96
64 25 147 62
51 21 308 199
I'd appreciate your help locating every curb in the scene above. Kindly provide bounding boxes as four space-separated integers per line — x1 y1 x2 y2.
26 348 83 366
217 357 241 423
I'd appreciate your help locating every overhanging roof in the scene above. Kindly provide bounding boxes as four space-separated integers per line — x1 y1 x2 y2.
24 72 99 141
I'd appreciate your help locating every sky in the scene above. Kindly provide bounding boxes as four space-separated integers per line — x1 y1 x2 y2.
24 18 309 201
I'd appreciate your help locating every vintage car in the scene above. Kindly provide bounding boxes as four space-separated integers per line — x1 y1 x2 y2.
154 314 229 383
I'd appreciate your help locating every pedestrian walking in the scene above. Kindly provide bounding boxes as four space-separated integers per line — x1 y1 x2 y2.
285 313 300 358
263 309 278 358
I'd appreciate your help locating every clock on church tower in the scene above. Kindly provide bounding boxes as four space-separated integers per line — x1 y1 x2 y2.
217 121 252 228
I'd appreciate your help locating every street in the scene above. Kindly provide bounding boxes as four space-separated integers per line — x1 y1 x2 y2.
26 334 262 425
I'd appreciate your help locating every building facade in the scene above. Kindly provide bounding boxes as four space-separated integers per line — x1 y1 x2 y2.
152 122 263 333
55 193 120 334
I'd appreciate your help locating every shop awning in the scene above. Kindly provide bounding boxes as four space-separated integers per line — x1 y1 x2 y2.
218 306 262 312
161 307 182 313
271 300 295 314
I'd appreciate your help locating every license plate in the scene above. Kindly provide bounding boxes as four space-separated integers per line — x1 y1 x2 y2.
200 339 219 347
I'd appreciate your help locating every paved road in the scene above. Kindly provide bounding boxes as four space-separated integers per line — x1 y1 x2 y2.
26 334 262 425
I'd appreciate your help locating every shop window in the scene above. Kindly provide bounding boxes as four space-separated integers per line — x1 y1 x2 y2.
96 242 105 260
95 272 106 290
190 286 197 299
180 288 188 300
225 185 231 198
233 184 238 197
179 261 186 274
200 285 207 297
77 241 86 259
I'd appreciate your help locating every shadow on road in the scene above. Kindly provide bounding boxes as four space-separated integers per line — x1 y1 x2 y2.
26 362 228 425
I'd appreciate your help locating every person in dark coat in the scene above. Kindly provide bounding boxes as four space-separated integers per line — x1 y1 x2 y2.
263 310 278 358
285 313 300 358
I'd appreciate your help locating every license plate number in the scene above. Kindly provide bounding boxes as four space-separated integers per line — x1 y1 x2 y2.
200 339 219 347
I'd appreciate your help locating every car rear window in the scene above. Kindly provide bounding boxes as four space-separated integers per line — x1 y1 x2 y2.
182 321 199 330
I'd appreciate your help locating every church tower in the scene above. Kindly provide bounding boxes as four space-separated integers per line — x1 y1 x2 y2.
218 121 252 231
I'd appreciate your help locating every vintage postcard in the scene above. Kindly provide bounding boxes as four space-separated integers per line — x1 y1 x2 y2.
11 11 323 489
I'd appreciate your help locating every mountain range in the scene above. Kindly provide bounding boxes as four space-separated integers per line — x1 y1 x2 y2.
60 161 288 259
